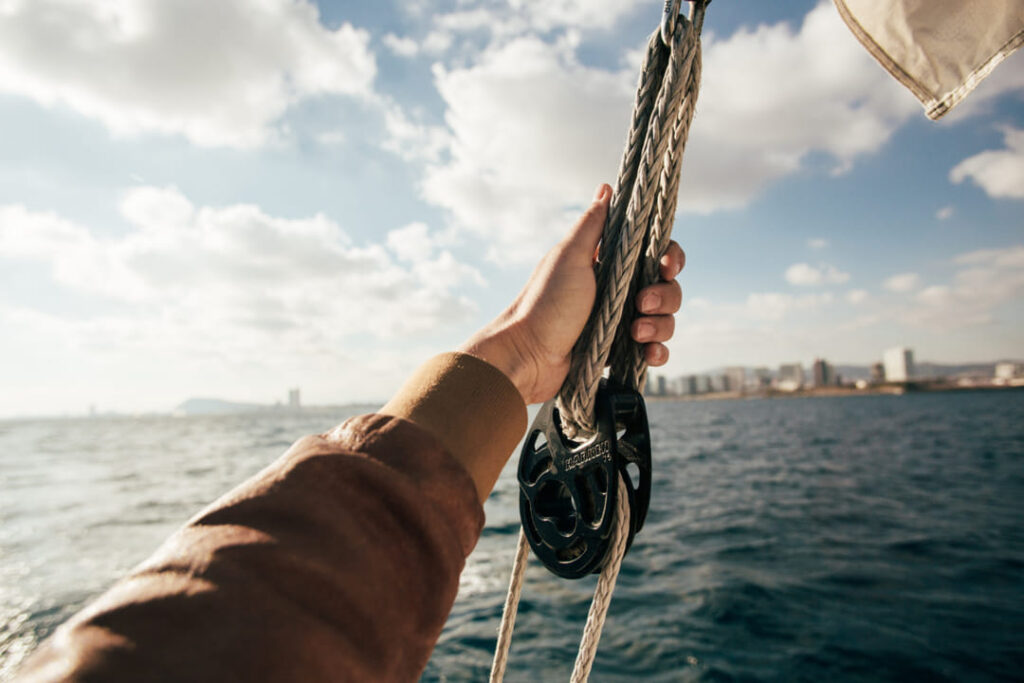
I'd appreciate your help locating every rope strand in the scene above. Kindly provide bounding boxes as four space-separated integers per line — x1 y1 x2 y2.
491 3 707 680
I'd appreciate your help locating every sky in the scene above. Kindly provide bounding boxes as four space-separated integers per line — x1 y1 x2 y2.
0 0 1022 417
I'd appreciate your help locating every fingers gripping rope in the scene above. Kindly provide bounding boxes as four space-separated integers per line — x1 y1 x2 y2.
490 3 708 681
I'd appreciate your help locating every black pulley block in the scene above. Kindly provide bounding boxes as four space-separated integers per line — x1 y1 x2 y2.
517 380 652 579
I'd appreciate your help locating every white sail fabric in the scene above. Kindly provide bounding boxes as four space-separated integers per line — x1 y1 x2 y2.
834 0 1024 119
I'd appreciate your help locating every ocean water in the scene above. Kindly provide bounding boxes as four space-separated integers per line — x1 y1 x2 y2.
2 392 1022 681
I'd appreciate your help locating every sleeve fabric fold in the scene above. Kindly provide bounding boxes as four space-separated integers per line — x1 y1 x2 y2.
16 353 528 682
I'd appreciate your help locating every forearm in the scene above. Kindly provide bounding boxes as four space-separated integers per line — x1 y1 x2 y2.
16 354 526 682
380 352 528 502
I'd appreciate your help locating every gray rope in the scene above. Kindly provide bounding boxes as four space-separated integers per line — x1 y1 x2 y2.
558 3 705 437
488 477 631 683
489 4 708 680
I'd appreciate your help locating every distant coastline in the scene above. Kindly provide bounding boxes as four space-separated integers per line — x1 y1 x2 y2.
647 380 1024 402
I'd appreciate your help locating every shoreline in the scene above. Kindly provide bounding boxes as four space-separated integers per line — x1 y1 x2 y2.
647 382 1024 402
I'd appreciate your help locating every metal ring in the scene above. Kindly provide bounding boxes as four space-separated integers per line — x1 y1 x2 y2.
660 0 682 46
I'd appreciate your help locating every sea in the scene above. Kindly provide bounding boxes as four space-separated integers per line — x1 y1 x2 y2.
1 391 1022 681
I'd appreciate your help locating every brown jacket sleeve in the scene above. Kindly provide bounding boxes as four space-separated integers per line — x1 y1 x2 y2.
16 353 527 682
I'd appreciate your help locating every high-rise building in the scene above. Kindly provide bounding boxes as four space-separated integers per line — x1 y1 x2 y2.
288 388 301 409
680 375 698 395
777 363 805 391
812 358 833 387
695 375 712 394
883 347 915 382
725 366 746 393
870 362 885 383
753 367 772 388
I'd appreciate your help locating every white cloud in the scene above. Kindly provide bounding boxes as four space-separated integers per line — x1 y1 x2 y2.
413 2 922 261
785 262 850 286
678 1 919 212
423 30 456 55
315 130 347 146
0 188 483 357
422 36 634 261
808 238 828 249
935 205 954 220
383 33 419 57
909 246 1024 328
846 289 869 304
0 0 376 148
883 272 920 293
430 0 646 39
382 104 451 163
507 0 647 32
950 126 1024 200
387 222 435 263
745 291 833 321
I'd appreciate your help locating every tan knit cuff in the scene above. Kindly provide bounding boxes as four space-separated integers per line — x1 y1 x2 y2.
380 352 528 501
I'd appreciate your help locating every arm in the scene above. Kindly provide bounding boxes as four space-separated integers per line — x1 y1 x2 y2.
15 184 684 682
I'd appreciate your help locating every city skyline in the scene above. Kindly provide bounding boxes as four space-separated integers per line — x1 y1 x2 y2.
1 0 1022 416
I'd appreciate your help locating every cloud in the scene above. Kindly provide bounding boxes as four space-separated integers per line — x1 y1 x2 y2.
883 272 920 292
785 262 850 286
383 33 419 57
387 222 436 263
0 188 483 358
411 2 922 262
0 0 376 148
677 1 920 212
808 238 828 249
430 0 647 39
950 126 1024 200
381 104 451 163
909 246 1024 328
421 36 634 261
745 291 833 321
935 205 954 220
846 289 868 304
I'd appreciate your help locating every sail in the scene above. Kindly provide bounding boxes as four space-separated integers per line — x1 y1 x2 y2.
834 0 1024 119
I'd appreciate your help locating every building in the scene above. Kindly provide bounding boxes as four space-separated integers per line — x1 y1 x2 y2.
644 375 668 397
995 362 1023 380
680 375 699 395
777 363 805 391
725 366 746 393
288 388 301 410
870 362 885 383
883 347 915 382
695 375 712 394
711 374 730 393
753 367 772 389
812 358 833 387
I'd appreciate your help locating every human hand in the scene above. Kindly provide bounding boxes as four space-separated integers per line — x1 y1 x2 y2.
460 183 685 405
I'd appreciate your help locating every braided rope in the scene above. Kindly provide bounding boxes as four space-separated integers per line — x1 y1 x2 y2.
569 476 631 683
489 529 530 683
490 4 707 680
489 477 631 683
559 5 705 437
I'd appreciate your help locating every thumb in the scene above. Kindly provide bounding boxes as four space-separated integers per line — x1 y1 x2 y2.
562 183 611 263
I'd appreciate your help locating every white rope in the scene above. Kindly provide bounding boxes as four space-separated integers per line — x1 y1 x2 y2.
490 2 707 680
569 477 631 683
489 477 631 683
489 529 530 683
